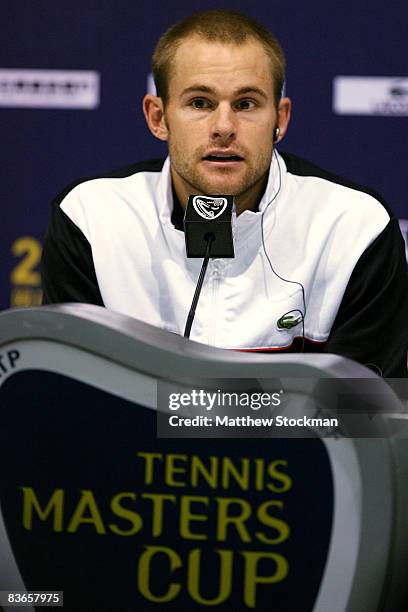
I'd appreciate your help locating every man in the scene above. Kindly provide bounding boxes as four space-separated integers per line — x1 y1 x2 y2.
41 9 408 376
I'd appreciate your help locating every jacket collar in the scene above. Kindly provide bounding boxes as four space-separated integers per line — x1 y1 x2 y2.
157 151 286 227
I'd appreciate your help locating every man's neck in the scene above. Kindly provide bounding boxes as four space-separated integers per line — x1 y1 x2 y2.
234 174 269 215
171 168 268 216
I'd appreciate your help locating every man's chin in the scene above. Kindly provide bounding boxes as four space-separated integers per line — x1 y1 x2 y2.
196 174 248 196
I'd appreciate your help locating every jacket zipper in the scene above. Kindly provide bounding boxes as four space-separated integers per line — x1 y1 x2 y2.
208 260 221 344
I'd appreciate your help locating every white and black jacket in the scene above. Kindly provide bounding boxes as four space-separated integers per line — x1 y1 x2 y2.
41 151 408 377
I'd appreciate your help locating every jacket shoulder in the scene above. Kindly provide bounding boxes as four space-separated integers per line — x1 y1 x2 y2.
280 151 393 217
52 158 166 207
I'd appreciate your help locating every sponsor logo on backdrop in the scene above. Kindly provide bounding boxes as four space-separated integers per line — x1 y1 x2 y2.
333 76 408 116
399 219 408 261
0 69 100 109
10 236 43 308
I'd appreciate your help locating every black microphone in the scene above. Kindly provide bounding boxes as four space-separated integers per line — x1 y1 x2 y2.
184 194 235 258
183 194 235 338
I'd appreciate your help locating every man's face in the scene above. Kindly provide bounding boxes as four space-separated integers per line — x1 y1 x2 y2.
154 36 290 212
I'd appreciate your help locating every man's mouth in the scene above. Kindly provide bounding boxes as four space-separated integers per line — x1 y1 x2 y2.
203 154 244 163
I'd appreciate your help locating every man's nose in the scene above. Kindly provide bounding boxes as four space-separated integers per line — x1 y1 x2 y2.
210 103 236 139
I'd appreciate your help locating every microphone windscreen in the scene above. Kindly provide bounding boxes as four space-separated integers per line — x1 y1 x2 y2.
184 195 235 258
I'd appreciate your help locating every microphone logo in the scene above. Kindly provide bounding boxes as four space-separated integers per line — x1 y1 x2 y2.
193 195 228 220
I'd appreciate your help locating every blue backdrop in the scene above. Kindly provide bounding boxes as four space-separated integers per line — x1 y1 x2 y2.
2 0 407 310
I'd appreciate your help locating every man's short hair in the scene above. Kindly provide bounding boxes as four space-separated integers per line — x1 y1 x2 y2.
152 9 286 106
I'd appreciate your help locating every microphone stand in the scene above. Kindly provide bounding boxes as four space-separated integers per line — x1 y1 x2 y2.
184 233 215 339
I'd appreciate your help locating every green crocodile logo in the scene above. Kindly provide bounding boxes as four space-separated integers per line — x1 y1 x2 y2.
277 313 303 330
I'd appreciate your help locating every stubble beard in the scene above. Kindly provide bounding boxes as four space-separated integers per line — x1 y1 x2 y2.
169 142 273 202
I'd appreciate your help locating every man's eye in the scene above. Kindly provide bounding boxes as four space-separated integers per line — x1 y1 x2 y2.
236 99 256 110
191 98 212 109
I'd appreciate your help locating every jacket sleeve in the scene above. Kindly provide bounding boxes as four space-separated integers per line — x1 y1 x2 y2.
41 201 104 306
325 217 408 377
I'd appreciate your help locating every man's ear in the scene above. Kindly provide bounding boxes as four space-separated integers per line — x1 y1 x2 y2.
275 97 292 142
143 94 169 141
